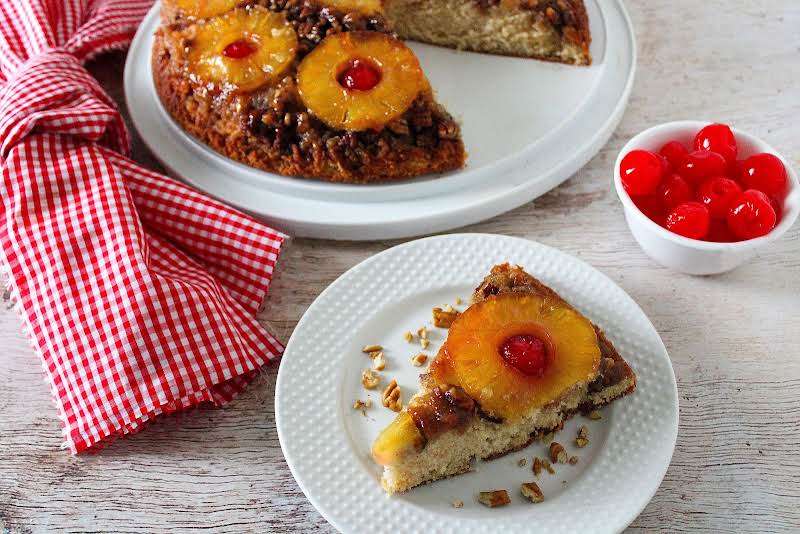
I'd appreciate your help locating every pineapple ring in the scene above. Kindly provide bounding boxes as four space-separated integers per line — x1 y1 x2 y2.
187 7 298 92
168 0 240 19
431 293 602 421
297 31 424 131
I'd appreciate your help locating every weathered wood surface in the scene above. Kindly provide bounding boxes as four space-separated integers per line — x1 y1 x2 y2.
1 1 799 532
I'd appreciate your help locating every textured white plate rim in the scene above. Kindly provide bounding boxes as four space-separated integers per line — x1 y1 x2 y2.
123 1 637 240
275 233 679 534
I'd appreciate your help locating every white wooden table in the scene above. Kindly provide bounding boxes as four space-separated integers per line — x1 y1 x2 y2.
1 2 798 532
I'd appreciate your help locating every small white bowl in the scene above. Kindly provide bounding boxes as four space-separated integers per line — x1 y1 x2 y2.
614 121 800 275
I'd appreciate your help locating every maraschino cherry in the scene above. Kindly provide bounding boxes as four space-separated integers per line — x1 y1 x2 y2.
500 334 549 377
338 59 381 91
223 39 258 59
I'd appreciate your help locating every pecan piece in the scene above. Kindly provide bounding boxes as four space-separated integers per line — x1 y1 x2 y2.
478 490 511 508
382 379 402 412
520 482 544 503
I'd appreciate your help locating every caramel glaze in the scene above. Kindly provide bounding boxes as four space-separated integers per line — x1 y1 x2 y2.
407 384 476 443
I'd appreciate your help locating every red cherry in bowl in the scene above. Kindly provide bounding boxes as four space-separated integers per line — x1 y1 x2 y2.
680 150 727 186
620 149 665 196
727 189 777 240
666 202 710 240
698 176 742 219
659 141 688 171
739 153 788 198
694 123 737 164
656 173 692 213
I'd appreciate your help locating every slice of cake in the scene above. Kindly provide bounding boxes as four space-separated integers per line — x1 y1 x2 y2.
383 0 592 65
372 264 635 494
153 0 465 183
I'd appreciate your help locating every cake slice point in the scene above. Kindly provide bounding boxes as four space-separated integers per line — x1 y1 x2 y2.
372 264 635 494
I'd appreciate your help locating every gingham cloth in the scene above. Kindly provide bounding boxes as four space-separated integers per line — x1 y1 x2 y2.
0 0 287 453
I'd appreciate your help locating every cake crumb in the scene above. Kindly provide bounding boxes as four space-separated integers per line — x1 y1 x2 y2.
455 297 463 305
362 344 382 353
417 326 428 339
411 353 428 367
443 304 456 313
403 331 414 343
451 499 463 509
588 410 602 420
517 458 527 467
549 442 568 464
575 437 589 448
578 425 589 439
420 338 430 349
361 368 380 390
569 456 579 465
520 482 544 503
478 490 510 508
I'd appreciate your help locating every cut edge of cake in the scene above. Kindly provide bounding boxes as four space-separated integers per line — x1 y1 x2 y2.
383 0 592 65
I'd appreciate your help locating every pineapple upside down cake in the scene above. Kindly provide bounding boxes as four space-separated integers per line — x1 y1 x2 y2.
153 0 592 183
372 264 636 494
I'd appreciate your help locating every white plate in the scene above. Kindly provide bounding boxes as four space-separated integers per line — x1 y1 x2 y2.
276 234 678 534
124 1 636 240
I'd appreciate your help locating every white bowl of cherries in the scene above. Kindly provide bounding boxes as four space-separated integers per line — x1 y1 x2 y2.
614 121 799 275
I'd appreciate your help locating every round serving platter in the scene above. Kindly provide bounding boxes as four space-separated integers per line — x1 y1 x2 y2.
124 0 636 240
275 234 679 534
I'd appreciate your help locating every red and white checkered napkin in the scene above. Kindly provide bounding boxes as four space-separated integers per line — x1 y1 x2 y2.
0 0 287 453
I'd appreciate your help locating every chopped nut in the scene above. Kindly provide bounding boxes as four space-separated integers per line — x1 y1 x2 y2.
517 458 527 467
532 457 542 477
411 353 428 367
455 297 463 305
362 344 382 353
549 442 568 464
361 368 380 390
432 306 460 328
576 426 590 448
382 379 402 412
372 352 385 371
403 331 414 343
451 499 463 509
542 459 555 474
352 399 371 416
420 338 430 349
542 432 554 445
520 482 544 503
478 490 510 508
569 456 579 465
417 326 428 339
588 410 602 420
